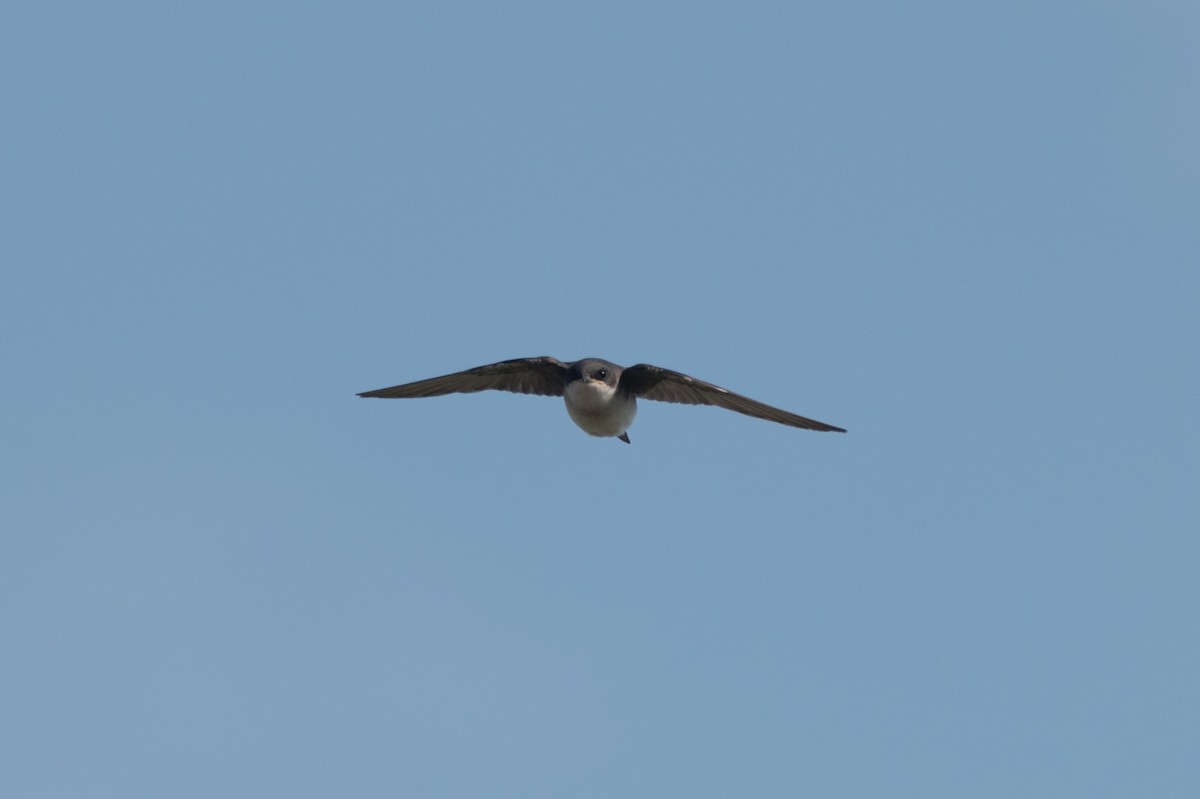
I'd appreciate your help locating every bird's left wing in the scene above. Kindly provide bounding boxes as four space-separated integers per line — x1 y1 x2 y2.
620 364 846 432
358 356 570 399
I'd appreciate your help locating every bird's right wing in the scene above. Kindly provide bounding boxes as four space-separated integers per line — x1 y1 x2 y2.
358 357 570 398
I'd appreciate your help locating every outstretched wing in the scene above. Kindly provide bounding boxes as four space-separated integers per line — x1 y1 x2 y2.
620 364 846 433
358 357 570 399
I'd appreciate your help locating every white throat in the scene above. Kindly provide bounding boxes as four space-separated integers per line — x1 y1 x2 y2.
564 379 637 438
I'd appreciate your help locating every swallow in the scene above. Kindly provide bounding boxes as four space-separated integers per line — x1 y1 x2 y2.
358 357 845 443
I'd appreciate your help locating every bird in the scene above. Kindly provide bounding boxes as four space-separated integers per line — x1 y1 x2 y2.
358 356 845 444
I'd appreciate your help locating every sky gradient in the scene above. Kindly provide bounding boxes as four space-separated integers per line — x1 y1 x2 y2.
3 2 1198 797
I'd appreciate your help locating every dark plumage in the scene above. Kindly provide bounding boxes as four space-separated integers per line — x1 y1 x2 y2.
359 356 845 442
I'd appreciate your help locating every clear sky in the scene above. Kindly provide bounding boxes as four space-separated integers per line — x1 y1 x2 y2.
3 2 1198 797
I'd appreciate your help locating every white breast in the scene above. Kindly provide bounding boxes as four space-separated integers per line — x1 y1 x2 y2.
564 380 637 438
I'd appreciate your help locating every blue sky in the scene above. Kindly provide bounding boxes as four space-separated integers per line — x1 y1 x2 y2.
3 2 1198 796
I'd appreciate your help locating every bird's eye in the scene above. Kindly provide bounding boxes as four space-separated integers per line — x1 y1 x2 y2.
595 369 607 379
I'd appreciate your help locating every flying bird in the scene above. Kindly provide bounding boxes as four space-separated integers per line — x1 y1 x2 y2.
358 357 845 443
